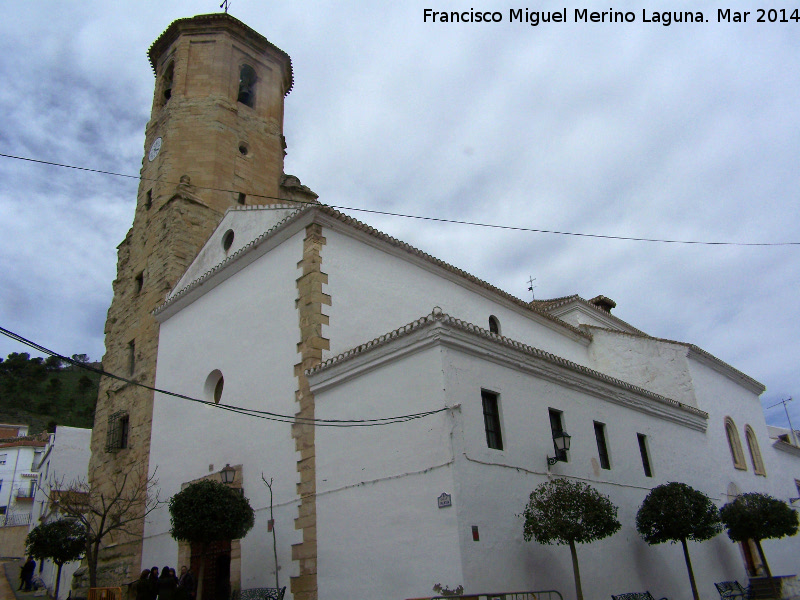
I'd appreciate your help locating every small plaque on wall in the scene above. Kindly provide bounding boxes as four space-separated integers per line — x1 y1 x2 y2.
438 492 452 508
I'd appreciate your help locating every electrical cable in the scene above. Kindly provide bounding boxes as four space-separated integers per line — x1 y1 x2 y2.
0 325 448 427
1 151 797 247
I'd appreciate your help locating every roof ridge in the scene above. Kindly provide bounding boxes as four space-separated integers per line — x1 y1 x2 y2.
153 203 591 340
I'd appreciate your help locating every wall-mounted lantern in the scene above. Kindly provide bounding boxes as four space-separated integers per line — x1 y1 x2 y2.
547 431 571 467
220 463 236 485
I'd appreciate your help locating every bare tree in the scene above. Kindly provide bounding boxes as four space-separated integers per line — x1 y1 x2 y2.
39 467 162 588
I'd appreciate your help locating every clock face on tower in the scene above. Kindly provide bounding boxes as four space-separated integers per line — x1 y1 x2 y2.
148 137 163 162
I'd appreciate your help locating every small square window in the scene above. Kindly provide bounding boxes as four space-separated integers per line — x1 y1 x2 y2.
481 390 503 450
637 433 652 477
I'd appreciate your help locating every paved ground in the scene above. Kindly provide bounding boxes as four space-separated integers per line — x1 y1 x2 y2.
0 559 45 600
0 559 22 600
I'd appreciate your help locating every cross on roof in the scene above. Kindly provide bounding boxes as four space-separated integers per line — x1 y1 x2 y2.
527 276 537 301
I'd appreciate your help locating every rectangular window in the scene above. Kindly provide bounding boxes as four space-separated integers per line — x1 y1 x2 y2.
0 454 5 465
638 433 653 477
106 411 130 452
594 421 611 470
481 390 503 450
549 409 567 462
0 506 6 515
145 189 152 210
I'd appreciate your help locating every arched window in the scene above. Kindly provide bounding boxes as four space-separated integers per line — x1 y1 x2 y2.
488 315 500 335
745 425 766 476
725 417 747 470
161 62 174 104
238 65 257 107
205 370 224 404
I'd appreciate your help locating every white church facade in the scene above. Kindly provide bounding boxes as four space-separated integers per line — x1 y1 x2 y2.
140 203 800 600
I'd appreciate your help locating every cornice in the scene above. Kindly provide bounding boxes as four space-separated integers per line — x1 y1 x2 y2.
307 309 708 431
772 439 800 458
148 13 294 95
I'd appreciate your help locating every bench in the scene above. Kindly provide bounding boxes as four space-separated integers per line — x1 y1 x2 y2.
715 581 748 600
612 592 667 600
234 587 286 600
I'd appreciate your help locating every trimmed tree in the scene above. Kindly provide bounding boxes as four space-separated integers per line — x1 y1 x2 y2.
720 492 799 578
636 482 721 600
522 479 621 600
169 479 255 600
25 519 86 600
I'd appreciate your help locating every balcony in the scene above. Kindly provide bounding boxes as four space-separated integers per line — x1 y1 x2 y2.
15 488 35 500
2 512 32 527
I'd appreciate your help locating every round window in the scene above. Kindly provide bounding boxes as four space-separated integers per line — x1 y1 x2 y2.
222 229 234 252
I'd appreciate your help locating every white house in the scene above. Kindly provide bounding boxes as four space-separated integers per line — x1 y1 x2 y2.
0 424 46 557
0 425 46 527
140 203 800 600
30 426 92 600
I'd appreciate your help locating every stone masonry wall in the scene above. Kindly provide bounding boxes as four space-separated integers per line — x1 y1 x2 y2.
291 224 330 600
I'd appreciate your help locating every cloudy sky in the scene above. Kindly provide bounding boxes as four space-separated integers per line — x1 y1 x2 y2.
0 1 798 426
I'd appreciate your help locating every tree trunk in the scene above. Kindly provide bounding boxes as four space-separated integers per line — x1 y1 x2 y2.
87 541 98 588
196 551 206 600
754 538 772 578
568 539 583 600
54 562 63 600
681 538 699 600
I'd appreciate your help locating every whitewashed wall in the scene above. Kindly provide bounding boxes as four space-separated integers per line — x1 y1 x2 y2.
31 426 91 600
145 210 800 600
0 445 38 520
310 321 800 600
321 227 592 366
144 229 306 590
311 344 462 600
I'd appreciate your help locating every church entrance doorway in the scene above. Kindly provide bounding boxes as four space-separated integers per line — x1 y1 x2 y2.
191 539 232 600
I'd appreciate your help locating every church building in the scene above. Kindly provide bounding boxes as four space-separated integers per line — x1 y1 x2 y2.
93 12 800 600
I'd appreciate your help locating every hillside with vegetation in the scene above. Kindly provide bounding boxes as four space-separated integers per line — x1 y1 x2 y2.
0 352 99 434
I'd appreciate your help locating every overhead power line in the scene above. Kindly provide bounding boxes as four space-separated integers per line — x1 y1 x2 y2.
2 151 797 247
0 325 448 427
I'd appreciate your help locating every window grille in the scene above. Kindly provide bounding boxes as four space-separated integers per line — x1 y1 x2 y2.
106 411 130 452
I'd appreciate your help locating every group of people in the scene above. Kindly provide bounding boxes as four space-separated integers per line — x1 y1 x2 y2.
136 565 196 600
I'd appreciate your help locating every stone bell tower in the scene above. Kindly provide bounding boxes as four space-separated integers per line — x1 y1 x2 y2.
87 13 312 586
